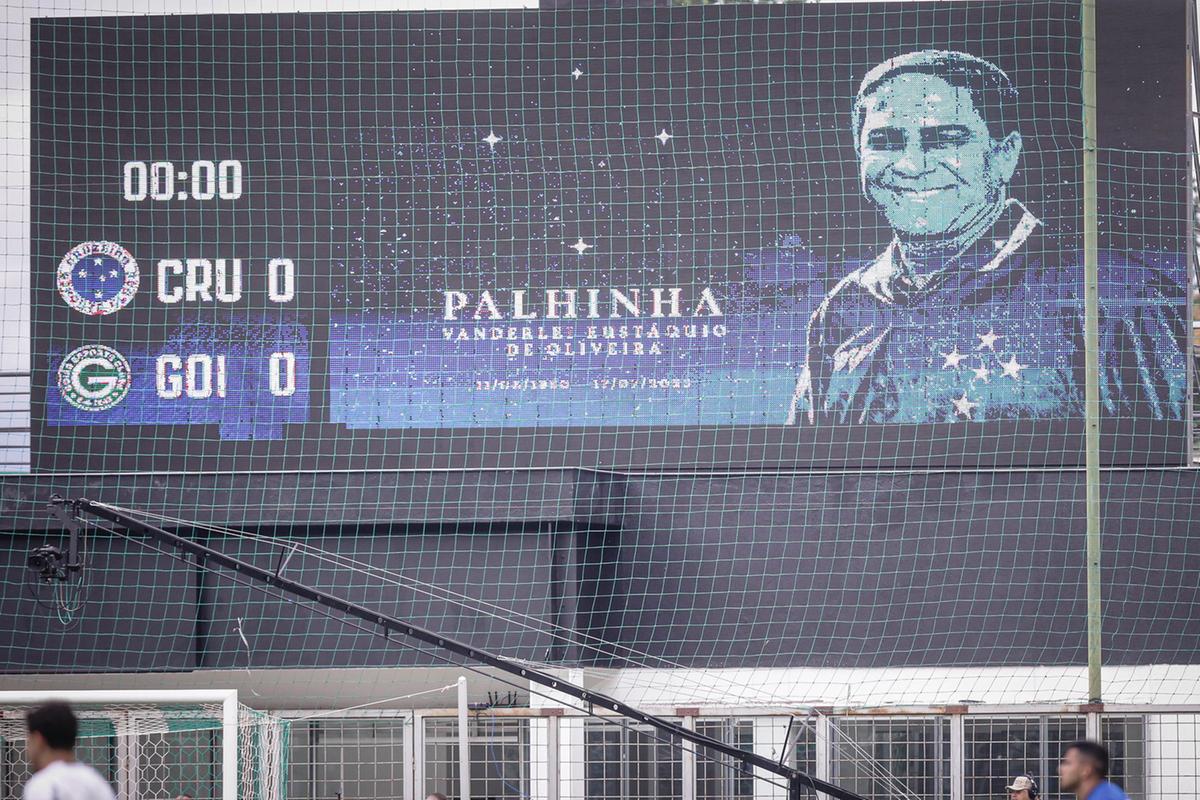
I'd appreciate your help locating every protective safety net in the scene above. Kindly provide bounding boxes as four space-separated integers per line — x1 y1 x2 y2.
0 0 1197 798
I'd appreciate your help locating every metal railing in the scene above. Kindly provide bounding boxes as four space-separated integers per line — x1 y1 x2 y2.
279 704 1200 800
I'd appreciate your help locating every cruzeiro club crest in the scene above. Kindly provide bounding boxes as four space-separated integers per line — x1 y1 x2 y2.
57 241 139 315
58 345 132 412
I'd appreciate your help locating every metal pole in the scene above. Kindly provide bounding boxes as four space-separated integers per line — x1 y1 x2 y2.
57 497 867 800
1186 0 1197 460
1080 0 1103 706
222 691 239 800
64 503 807 793
546 714 560 800
681 714 696 800
414 711 428 799
403 711 416 800
115 712 134 800
949 713 964 800
457 676 470 800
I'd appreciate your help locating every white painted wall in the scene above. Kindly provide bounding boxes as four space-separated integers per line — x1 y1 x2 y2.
576 665 1200 710
1146 713 1200 800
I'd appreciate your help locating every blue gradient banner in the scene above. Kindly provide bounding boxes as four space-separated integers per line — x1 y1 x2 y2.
47 322 310 441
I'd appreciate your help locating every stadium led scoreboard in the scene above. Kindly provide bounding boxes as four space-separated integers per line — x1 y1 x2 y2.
30 1 1191 473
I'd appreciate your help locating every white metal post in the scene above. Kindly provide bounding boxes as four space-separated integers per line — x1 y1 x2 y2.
404 711 416 800
681 715 696 800
222 692 238 800
546 714 560 800
815 714 832 783
114 712 135 800
529 717 549 800
414 711 427 799
950 713 965 800
1086 709 1101 741
457 676 470 800
558 715 586 800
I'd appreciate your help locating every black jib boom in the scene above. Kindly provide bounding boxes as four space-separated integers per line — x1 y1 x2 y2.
54 495 867 800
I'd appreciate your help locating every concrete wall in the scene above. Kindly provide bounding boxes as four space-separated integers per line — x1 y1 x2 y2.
2 468 1199 674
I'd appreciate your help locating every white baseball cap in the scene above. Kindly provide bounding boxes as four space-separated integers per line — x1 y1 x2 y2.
1007 775 1038 793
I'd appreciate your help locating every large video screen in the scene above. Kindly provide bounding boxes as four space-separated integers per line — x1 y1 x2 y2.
31 1 1189 472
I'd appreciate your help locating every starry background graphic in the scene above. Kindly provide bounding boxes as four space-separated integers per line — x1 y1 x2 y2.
28 1 1190 470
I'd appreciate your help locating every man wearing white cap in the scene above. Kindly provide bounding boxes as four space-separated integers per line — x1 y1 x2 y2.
1007 774 1038 800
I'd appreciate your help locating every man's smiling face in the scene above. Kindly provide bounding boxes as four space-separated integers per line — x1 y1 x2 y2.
858 72 1020 239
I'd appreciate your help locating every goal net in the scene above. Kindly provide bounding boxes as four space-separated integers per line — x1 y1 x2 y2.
0 691 288 800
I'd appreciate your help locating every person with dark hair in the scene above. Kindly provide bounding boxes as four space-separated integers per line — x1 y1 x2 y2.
23 702 116 800
789 49 1186 425
1058 740 1128 800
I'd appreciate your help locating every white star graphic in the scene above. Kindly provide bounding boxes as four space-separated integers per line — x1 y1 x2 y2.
655 128 673 145
93 257 103 265
93 289 103 299
76 269 87 278
571 67 583 80
482 130 503 150
972 364 991 383
108 269 119 277
952 393 978 419
1000 355 1026 380
97 273 107 283
976 328 1001 351
941 348 965 368
571 237 593 254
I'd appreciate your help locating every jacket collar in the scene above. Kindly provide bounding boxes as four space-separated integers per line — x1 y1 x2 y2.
858 199 1042 304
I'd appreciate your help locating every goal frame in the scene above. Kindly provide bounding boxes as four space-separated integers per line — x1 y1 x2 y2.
0 689 239 800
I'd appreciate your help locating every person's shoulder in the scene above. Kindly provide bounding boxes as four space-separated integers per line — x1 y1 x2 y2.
74 763 117 799
21 767 53 800
805 262 883 350
1091 780 1131 800
1015 228 1185 301
24 763 109 800
817 253 892 316
21 765 77 800
28 762 117 800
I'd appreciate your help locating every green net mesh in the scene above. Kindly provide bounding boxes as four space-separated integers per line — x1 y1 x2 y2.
0 0 1197 798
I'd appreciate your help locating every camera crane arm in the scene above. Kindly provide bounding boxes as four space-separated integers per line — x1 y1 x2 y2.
53 495 868 800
